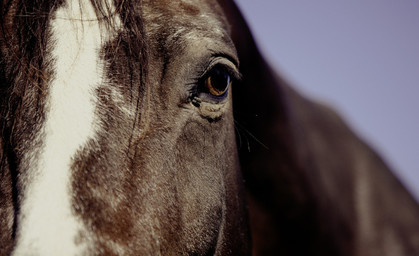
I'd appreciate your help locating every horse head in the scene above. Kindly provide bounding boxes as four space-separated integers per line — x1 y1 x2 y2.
1 0 419 255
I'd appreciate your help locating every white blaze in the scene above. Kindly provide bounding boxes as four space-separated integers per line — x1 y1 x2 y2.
12 0 120 255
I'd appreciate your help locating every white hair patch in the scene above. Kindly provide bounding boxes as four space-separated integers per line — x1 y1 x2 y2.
12 0 120 255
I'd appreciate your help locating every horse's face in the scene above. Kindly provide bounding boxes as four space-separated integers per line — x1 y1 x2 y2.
4 0 419 255
0 0 249 255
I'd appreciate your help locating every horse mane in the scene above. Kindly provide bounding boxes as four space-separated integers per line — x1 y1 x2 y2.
0 0 148 142
0 0 147 79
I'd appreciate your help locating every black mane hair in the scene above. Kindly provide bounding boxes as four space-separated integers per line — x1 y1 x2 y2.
0 0 148 148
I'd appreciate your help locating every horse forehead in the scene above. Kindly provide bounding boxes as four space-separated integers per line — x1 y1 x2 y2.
143 0 228 38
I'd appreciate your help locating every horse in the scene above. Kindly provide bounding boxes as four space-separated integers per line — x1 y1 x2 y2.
1 0 418 255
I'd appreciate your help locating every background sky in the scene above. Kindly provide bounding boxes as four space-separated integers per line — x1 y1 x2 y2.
235 0 419 200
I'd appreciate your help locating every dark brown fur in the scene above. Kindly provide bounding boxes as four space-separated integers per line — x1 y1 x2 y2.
219 1 419 255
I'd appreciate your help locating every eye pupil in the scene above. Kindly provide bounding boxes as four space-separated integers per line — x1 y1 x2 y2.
205 69 231 97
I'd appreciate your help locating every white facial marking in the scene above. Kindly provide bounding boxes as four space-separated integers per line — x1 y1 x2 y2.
12 0 120 255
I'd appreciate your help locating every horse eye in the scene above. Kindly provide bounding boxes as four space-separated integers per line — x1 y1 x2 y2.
203 68 232 97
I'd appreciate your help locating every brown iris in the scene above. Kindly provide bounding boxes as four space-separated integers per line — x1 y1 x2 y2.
204 68 231 97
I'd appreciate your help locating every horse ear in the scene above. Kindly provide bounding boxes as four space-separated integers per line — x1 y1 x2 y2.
219 1 419 255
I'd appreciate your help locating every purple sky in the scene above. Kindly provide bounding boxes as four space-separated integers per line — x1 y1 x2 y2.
235 0 419 200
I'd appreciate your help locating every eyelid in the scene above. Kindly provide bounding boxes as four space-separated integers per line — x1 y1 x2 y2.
200 57 242 82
